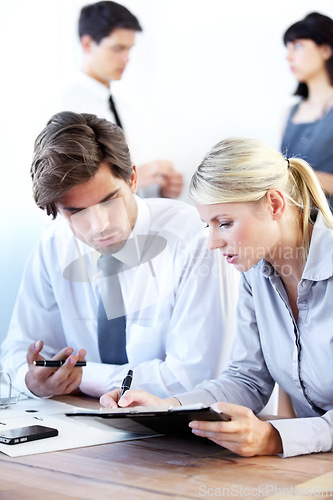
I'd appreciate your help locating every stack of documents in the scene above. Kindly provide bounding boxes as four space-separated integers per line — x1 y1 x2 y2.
0 397 155 457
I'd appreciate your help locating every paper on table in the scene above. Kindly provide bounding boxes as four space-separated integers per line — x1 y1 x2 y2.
0 397 156 457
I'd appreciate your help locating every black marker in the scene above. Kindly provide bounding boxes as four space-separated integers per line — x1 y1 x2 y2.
120 369 133 398
33 360 86 367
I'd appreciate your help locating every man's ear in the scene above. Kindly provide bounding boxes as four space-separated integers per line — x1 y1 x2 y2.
81 34 95 53
266 189 286 220
130 165 138 193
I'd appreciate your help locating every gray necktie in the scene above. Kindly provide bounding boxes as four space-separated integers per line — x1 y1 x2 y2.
97 255 128 364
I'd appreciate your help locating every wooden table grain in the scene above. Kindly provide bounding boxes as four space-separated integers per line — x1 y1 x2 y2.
0 395 332 499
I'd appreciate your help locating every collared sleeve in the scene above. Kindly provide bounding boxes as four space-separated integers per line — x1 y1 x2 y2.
176 273 276 411
175 270 333 458
269 410 333 457
0 237 68 397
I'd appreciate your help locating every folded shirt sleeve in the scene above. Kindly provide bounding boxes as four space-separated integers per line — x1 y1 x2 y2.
269 409 333 457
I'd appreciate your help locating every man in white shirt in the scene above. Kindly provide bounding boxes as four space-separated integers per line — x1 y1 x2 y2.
59 0 183 199
0 111 238 399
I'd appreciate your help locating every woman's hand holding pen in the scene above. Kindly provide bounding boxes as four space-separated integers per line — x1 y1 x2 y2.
100 388 180 409
25 340 86 397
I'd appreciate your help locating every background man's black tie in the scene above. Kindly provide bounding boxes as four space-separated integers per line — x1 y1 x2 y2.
97 254 128 364
109 94 123 129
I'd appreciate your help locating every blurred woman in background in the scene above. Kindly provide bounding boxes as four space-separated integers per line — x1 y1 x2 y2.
281 12 333 210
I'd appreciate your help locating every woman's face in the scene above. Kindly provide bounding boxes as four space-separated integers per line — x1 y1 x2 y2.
196 198 281 273
286 39 331 83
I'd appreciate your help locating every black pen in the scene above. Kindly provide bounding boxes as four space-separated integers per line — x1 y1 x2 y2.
120 369 133 398
33 360 86 367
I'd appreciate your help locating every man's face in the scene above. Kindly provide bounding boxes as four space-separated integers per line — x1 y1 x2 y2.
57 163 138 254
83 28 136 86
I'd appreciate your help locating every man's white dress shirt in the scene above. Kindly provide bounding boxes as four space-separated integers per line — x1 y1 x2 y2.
1 197 239 398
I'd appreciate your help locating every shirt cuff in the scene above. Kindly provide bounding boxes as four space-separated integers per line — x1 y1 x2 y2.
269 414 333 458
80 361 122 398
14 363 45 399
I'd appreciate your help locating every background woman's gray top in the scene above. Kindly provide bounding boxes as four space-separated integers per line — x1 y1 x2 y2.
281 102 333 209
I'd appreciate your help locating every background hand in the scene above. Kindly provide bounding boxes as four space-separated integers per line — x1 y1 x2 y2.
25 340 86 397
137 160 184 198
189 402 283 457
160 169 184 199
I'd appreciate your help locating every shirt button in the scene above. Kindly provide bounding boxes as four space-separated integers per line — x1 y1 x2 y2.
261 263 274 276
298 300 308 309
300 280 311 292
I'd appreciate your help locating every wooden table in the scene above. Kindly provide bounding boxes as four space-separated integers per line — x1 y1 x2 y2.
0 395 332 499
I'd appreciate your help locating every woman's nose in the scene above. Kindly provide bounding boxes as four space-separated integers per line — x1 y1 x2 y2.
208 229 226 251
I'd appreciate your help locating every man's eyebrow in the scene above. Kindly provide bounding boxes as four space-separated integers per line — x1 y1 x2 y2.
61 189 120 212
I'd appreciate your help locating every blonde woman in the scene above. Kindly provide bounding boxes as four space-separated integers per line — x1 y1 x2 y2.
100 137 333 458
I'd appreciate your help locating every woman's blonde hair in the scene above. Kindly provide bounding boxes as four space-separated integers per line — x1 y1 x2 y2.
190 137 333 255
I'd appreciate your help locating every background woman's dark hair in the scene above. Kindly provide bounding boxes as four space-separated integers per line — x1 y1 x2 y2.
31 111 133 218
283 12 333 97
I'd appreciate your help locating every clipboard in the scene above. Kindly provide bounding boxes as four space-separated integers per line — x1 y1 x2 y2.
65 404 231 435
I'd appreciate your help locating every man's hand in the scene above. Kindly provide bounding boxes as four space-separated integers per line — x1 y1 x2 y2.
137 160 184 198
189 402 283 457
100 388 180 409
25 340 87 397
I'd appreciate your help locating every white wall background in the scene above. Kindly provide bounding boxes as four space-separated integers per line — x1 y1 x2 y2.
1 0 333 339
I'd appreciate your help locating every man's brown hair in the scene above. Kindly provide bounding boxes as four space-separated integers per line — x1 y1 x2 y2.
31 111 132 218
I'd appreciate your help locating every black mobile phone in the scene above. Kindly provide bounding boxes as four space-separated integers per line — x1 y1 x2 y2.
0 425 58 445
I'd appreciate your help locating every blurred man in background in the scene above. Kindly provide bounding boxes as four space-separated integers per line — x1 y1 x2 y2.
59 1 183 199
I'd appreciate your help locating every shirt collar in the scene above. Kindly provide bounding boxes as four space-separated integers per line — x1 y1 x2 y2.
302 211 333 281
257 211 333 282
77 70 111 98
